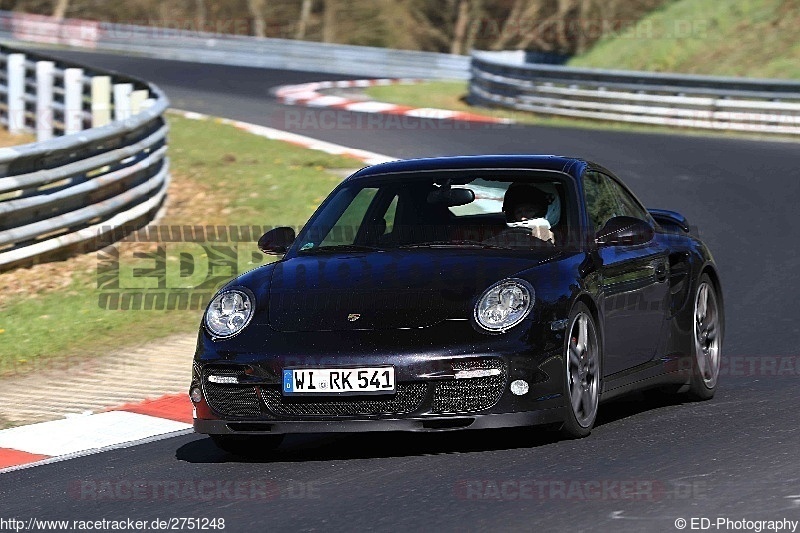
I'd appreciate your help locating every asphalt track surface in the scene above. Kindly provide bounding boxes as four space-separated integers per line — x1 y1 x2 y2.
2 50 799 532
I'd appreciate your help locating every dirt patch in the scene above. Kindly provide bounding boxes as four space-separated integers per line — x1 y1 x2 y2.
0 129 35 148
0 334 195 424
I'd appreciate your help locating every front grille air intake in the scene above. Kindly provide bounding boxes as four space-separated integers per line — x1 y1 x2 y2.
260 383 427 417
432 359 506 413
202 366 261 418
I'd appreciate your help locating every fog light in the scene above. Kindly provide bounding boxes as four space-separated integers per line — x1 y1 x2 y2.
190 387 203 403
510 379 529 396
454 368 501 379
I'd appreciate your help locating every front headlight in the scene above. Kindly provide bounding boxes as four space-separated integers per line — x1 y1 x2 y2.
474 278 534 333
204 288 254 339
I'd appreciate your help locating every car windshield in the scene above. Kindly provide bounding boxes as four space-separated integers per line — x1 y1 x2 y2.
293 172 578 253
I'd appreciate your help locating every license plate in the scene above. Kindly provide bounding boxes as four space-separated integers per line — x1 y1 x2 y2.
282 367 395 395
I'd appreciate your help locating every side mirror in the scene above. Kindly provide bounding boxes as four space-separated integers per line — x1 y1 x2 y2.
647 208 690 233
596 216 654 246
258 227 296 255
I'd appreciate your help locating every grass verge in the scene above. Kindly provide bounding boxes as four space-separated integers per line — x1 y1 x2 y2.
0 115 359 375
0 414 14 429
568 0 800 79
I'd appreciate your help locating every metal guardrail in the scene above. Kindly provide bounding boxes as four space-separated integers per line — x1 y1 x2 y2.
470 50 800 135
0 10 470 80
0 44 169 271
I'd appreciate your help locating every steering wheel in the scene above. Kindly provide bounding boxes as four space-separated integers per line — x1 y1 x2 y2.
482 226 554 248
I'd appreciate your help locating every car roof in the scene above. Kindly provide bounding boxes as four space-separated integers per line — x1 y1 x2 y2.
347 155 590 181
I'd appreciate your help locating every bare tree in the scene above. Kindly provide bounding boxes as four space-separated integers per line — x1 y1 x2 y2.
374 0 451 53
511 1 554 51
246 0 266 38
295 0 313 39
450 0 471 55
554 0 579 52
10 0 670 54
398 1 451 52
322 0 335 42
490 0 525 50
575 0 593 54
195 0 206 28
464 0 483 52
51 0 68 19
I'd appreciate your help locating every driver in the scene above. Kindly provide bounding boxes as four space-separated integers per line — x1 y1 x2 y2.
502 183 555 244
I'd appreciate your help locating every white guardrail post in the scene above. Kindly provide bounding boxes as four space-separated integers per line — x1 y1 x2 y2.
7 53 25 133
91 75 111 127
0 44 170 271
35 60 54 141
113 83 133 121
63 67 84 134
129 89 148 115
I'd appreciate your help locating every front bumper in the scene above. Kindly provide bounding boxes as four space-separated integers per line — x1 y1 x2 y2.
191 318 569 435
191 350 566 435
194 408 566 434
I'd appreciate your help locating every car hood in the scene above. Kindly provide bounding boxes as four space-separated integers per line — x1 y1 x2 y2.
267 249 560 332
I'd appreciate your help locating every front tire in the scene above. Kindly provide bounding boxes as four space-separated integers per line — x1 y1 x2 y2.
686 274 722 400
561 302 601 438
210 434 285 457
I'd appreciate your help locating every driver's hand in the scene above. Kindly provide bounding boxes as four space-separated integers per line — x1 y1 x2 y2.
529 225 554 243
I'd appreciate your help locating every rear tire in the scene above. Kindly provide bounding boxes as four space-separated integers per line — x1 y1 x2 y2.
561 302 601 438
686 274 722 401
210 434 285 457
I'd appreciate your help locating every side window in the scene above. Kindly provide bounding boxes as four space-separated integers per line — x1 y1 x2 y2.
320 188 378 246
605 177 651 222
384 195 398 234
583 171 619 231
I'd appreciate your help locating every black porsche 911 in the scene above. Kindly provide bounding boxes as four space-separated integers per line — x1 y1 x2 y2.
190 155 723 455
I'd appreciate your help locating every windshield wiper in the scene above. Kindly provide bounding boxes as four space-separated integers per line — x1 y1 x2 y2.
299 244 384 254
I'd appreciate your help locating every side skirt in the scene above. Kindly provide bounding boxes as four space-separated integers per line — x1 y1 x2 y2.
600 355 692 402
